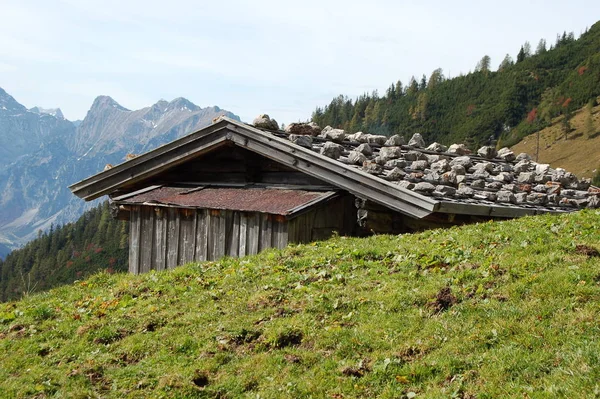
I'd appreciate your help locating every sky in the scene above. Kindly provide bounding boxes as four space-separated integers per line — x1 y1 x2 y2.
1 1 599 125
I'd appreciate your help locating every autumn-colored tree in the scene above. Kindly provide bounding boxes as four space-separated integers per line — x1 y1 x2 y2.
526 108 538 124
427 68 444 90
411 92 428 121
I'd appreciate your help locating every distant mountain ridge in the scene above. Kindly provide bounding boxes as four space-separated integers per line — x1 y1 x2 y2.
0 88 240 252
0 88 75 169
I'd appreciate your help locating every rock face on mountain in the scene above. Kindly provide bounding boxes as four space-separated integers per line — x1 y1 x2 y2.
0 88 240 251
0 88 75 169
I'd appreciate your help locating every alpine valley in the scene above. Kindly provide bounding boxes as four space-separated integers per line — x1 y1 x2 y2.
0 87 240 256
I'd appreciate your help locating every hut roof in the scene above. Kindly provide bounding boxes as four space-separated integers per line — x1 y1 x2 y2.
70 117 599 219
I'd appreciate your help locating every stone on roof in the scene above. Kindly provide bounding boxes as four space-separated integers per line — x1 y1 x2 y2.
253 114 279 130
408 133 426 148
285 122 320 136
385 135 405 146
266 120 599 211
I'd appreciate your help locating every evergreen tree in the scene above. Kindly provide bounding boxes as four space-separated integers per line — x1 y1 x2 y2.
498 54 514 71
407 76 419 95
394 80 404 97
523 41 532 58
419 75 427 91
536 38 547 54
386 83 396 100
516 46 526 63
475 55 491 74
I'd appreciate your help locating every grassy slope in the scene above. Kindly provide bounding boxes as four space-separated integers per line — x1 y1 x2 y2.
511 101 600 178
1 211 600 398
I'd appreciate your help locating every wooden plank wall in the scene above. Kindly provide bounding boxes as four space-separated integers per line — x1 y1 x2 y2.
287 195 356 244
128 206 289 274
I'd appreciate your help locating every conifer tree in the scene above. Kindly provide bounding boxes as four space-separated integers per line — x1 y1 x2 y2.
516 46 526 63
523 41 532 58
419 75 427 91
427 68 444 89
407 77 419 95
498 54 514 71
475 55 491 74
536 38 547 54
394 80 403 97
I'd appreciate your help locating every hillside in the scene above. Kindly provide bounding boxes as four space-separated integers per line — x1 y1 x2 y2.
511 99 600 178
0 202 128 302
1 210 599 398
312 22 600 151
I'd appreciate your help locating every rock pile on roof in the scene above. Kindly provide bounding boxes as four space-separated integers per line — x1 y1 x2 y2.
253 119 599 210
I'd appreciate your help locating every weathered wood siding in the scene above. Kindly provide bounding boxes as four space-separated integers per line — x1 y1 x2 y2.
128 205 290 274
287 195 355 243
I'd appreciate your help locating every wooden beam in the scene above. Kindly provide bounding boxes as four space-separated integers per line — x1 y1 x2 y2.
178 209 196 265
435 201 545 218
128 206 141 274
247 213 259 255
139 206 154 273
166 208 180 269
195 209 208 261
154 207 167 271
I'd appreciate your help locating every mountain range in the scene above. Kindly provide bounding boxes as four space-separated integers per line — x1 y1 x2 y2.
0 87 240 255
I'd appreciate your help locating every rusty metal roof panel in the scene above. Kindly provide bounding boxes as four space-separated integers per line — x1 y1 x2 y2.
116 186 338 216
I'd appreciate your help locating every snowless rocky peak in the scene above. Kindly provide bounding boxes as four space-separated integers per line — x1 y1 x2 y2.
168 97 200 112
29 107 64 119
89 95 129 113
0 87 26 113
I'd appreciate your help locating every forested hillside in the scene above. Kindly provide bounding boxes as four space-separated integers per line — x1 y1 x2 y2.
0 202 128 302
312 22 600 149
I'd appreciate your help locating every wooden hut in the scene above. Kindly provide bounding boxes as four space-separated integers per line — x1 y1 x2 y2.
70 117 598 274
